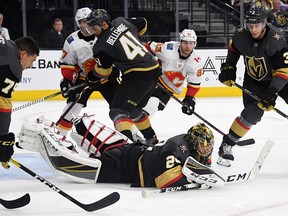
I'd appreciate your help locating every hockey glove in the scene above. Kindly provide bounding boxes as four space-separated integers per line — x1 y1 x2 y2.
108 67 122 84
219 63 237 87
86 71 102 90
0 133 15 169
258 87 278 111
182 96 195 115
60 78 75 98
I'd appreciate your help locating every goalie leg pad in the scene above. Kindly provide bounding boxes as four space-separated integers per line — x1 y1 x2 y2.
17 122 45 152
73 115 130 155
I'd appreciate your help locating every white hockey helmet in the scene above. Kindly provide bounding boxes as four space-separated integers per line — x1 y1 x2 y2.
180 29 197 44
75 7 92 27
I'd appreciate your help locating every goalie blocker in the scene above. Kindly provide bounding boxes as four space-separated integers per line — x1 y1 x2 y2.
18 115 224 188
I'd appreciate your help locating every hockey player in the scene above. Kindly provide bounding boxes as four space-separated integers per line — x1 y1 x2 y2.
79 120 217 188
85 9 162 145
143 29 203 117
0 36 39 169
19 115 220 188
57 7 120 136
218 5 288 166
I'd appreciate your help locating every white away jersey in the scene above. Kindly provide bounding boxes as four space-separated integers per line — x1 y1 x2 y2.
60 30 97 73
150 41 203 95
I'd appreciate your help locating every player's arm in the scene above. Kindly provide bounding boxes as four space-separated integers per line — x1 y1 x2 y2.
219 38 241 87
258 47 288 111
126 17 147 35
154 153 190 189
85 51 113 89
182 61 203 115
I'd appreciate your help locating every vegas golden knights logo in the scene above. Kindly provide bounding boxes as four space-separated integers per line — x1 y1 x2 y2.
245 56 268 81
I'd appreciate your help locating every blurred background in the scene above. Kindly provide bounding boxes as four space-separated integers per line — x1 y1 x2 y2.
0 0 253 49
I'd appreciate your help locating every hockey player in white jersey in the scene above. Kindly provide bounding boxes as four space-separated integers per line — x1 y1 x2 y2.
144 29 204 117
57 7 119 136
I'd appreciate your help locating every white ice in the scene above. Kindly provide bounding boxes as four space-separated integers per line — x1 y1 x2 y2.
1 96 288 216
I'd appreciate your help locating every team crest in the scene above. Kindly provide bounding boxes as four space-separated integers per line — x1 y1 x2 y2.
245 56 268 81
180 144 188 153
273 33 282 41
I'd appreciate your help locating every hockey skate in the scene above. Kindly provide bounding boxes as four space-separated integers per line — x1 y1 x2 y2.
217 135 235 167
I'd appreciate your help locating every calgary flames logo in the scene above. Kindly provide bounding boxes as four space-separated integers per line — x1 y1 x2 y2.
163 71 185 87
245 56 268 81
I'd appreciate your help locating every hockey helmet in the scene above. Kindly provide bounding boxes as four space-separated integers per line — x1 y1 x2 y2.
86 9 110 27
180 29 197 42
245 5 267 24
184 123 214 157
75 7 92 27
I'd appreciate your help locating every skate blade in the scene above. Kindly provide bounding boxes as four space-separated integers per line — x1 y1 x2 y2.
217 156 232 167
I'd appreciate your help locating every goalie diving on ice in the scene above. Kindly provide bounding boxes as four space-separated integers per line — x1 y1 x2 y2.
17 114 242 189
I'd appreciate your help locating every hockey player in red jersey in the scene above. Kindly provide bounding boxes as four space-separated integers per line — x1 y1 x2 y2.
143 29 203 117
85 9 162 145
57 7 120 136
218 5 288 166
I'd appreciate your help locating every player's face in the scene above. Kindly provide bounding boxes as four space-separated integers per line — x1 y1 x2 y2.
79 19 91 36
20 52 37 70
180 41 195 57
86 24 103 38
247 22 266 39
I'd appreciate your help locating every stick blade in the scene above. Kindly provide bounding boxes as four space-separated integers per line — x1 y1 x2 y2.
82 192 120 212
0 193 30 209
236 138 255 146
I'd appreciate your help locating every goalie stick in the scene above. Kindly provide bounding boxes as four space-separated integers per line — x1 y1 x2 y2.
156 83 255 146
10 158 120 212
0 193 30 209
12 82 87 112
142 140 274 197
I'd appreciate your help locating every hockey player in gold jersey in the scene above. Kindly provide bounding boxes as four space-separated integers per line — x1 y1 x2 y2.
218 5 288 166
85 9 161 145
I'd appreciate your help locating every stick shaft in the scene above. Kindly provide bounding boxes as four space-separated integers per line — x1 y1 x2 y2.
233 82 288 119
12 83 87 112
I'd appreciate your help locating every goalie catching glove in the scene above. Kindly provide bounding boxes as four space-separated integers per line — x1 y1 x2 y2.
219 63 236 87
0 133 15 169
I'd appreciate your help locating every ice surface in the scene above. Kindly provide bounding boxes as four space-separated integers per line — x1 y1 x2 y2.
1 97 288 216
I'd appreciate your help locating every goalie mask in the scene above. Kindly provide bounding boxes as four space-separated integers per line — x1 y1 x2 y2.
184 123 214 157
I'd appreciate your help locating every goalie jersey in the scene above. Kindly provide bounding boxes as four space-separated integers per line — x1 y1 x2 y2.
148 41 203 95
135 134 211 188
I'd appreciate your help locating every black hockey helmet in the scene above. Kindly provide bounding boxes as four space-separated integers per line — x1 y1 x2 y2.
245 5 268 24
184 123 214 157
87 9 110 27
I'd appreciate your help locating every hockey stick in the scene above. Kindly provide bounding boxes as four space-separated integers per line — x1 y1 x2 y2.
0 193 30 209
233 82 288 120
12 82 87 112
142 140 274 197
142 183 200 198
10 158 120 212
55 86 90 126
156 84 255 146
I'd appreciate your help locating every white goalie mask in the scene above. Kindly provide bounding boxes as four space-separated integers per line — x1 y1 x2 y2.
75 7 92 27
180 29 197 46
